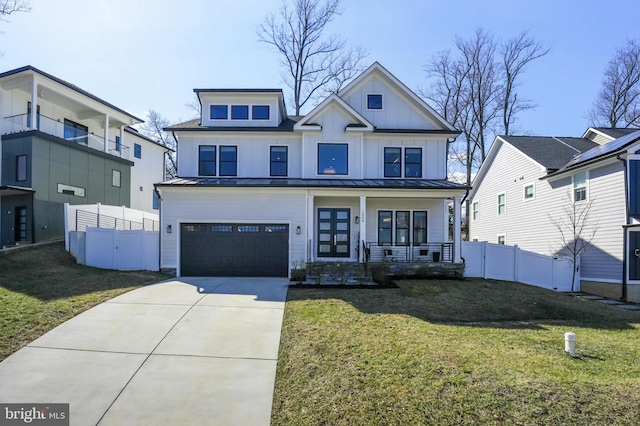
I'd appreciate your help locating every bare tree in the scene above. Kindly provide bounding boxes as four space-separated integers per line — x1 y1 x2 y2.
140 110 177 178
587 39 640 128
185 94 201 119
257 0 367 115
0 0 30 20
549 192 598 293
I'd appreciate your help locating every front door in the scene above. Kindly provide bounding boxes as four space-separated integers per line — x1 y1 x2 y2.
14 206 27 243
317 208 350 258
629 231 640 280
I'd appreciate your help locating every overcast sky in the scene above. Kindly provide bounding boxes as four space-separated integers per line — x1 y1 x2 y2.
2 0 639 138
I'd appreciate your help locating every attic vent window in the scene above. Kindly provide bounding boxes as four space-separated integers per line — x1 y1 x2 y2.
367 94 382 110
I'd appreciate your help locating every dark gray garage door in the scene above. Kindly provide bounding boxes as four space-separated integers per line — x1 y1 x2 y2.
180 223 289 277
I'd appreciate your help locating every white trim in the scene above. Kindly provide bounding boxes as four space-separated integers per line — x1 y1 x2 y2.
571 170 589 203
497 233 506 245
471 200 479 221
365 93 383 111
497 192 506 216
294 93 374 131
523 182 535 201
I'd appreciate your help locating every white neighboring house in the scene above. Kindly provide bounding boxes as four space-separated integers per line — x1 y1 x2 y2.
469 127 640 302
0 66 168 246
156 62 468 277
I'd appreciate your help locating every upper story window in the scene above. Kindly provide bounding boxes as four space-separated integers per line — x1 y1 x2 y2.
472 201 479 220
134 143 142 159
199 145 217 176
318 143 348 175
115 136 121 152
270 146 288 177
497 193 506 216
210 105 228 120
367 94 383 110
524 183 534 200
383 147 422 178
231 105 249 120
219 146 238 176
573 171 587 202
16 155 27 182
252 105 270 120
153 191 160 210
63 119 88 145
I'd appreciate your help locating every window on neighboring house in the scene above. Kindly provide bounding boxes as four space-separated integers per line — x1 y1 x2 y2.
63 119 88 145
378 211 392 244
112 170 121 188
472 201 479 220
210 105 228 119
573 171 587 202
497 193 506 215
252 105 270 120
27 101 40 130
524 184 534 200
231 105 249 120
270 146 288 177
384 147 401 177
472 237 479 242
497 234 506 245
16 155 27 182
318 143 348 175
405 148 422 178
413 211 428 244
134 143 142 159
367 94 382 110
219 146 237 176
115 136 121 152
153 191 160 210
199 145 217 176
396 211 410 245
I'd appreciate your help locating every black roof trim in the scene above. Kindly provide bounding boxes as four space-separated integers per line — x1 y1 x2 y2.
156 177 469 190
165 117 298 133
194 88 283 93
0 66 143 123
373 128 461 135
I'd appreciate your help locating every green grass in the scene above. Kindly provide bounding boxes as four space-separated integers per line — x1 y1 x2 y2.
0 242 168 361
272 279 640 425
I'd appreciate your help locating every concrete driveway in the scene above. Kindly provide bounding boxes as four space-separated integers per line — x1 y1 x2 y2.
0 277 289 425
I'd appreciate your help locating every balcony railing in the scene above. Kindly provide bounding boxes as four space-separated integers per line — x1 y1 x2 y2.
4 113 129 159
364 241 453 263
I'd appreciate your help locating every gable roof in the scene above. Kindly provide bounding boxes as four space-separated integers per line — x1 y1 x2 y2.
501 136 599 171
338 62 458 133
294 93 374 131
582 127 638 140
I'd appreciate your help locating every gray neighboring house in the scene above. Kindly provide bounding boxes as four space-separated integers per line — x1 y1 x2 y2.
469 127 640 302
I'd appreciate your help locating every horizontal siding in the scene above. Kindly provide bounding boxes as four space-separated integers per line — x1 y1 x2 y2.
471 142 625 282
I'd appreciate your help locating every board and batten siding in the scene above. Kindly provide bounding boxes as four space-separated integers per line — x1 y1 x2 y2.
341 74 437 130
471 141 626 283
198 93 283 128
159 187 307 270
362 136 447 179
176 134 301 178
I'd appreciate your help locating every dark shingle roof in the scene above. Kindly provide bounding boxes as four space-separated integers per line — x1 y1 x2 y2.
164 117 300 132
156 177 469 190
591 127 638 139
500 136 599 171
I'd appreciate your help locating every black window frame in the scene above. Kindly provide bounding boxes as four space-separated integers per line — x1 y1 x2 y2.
413 211 428 244
404 147 423 178
270 146 288 177
317 143 348 175
384 147 402 177
378 211 392 245
210 105 228 120
231 105 249 120
367 94 383 110
16 155 27 182
252 105 270 120
63 119 88 145
396 211 410 246
198 145 217 176
134 143 142 159
219 145 238 176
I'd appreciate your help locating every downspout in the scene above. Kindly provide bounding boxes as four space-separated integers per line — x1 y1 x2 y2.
618 154 628 301
154 186 163 273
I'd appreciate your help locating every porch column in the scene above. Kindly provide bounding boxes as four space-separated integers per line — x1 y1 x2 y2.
306 194 315 262
359 195 367 262
29 79 37 129
453 196 462 263
103 114 109 152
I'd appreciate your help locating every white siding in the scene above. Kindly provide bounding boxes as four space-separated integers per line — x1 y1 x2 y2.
159 187 307 270
471 142 625 282
341 74 437 130
199 93 282 128
363 135 447 179
127 133 166 212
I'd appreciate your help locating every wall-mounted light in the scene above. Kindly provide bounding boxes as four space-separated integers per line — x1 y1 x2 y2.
296 226 301 235
355 216 360 224
166 225 172 234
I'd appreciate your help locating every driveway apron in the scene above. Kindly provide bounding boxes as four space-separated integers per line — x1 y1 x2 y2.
0 277 289 426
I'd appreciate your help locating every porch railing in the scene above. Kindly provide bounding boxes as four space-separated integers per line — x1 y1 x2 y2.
4 113 129 159
364 242 453 263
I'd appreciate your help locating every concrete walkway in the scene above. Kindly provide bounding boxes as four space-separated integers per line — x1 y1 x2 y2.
0 277 289 425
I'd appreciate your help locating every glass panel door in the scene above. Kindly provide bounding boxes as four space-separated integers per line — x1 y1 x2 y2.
317 208 350 257
15 206 27 242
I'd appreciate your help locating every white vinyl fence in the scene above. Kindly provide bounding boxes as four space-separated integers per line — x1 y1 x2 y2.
462 241 578 292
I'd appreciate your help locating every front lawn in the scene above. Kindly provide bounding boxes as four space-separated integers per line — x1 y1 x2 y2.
272 279 640 425
0 242 168 361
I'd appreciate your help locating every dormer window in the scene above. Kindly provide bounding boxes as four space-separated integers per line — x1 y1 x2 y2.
231 105 249 120
252 105 270 120
210 105 227 120
367 94 382 110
